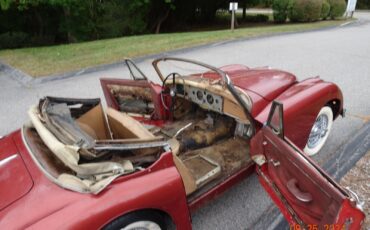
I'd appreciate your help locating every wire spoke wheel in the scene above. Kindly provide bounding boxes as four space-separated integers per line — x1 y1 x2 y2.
304 106 333 156
103 211 166 230
307 114 328 148
121 221 162 230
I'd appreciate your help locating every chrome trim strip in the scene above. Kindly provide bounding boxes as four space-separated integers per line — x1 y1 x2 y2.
0 154 18 167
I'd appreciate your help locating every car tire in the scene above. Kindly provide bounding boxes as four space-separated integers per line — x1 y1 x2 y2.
304 106 333 156
103 210 167 230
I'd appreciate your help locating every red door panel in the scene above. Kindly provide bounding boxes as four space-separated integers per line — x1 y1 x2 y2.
263 127 344 225
254 101 365 229
100 78 166 121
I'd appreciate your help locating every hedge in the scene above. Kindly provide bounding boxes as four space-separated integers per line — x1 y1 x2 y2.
329 0 346 19
0 32 29 49
272 0 290 23
289 0 323 22
321 0 331 19
243 14 269 23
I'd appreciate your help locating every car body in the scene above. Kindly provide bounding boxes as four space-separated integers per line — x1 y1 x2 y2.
0 57 365 229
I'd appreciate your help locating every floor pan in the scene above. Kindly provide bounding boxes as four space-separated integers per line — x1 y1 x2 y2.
180 137 251 195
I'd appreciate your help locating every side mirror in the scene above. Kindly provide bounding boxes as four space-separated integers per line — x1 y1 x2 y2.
266 101 284 139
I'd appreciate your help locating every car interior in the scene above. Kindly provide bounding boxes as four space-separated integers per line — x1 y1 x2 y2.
104 77 254 197
24 63 254 198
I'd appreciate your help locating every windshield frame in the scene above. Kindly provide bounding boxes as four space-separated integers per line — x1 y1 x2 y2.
125 59 148 80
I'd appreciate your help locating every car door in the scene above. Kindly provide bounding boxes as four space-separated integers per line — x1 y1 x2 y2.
100 59 166 120
251 101 365 229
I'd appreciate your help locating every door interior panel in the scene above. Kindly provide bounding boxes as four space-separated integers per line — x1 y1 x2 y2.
263 127 345 226
100 79 164 119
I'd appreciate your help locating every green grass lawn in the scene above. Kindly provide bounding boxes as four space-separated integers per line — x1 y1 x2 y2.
0 20 347 77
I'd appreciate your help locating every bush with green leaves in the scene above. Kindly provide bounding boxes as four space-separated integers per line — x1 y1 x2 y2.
272 0 290 23
357 0 370 9
243 14 269 23
329 0 346 19
289 0 323 22
321 0 331 19
0 32 29 49
97 0 150 38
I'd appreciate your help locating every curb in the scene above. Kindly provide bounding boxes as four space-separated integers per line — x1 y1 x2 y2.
0 61 33 86
2 19 358 86
253 121 370 229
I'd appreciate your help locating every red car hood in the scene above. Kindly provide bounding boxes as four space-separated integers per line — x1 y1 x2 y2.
220 65 297 101
0 135 33 211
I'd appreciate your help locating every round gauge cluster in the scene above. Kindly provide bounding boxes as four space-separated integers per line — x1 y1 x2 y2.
195 89 218 106
187 87 223 112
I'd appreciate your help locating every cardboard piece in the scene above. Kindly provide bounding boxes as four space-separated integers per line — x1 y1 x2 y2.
76 104 112 140
106 108 155 140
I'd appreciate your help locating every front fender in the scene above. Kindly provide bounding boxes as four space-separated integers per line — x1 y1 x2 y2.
255 77 343 150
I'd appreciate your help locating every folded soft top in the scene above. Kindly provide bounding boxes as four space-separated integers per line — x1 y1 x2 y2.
25 97 166 194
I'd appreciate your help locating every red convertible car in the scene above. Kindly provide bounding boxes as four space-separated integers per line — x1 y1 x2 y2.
0 57 365 229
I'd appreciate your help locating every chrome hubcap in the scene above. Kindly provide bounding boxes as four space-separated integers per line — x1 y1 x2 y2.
121 221 161 230
307 114 329 149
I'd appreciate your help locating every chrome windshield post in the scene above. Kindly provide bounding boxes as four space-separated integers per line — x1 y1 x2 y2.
223 73 256 135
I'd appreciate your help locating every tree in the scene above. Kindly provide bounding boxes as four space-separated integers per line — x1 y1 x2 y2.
0 0 12 10
148 0 175 34
239 0 264 20
0 0 274 48
357 0 370 9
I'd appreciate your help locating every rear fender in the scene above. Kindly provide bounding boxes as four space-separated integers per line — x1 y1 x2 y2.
29 153 192 230
255 77 343 149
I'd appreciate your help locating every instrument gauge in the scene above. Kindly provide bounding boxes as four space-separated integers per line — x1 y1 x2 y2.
196 90 203 100
206 94 214 104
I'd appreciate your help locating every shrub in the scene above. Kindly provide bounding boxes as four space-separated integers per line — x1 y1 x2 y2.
30 35 55 47
357 0 370 9
289 0 323 22
329 0 346 19
0 32 29 49
272 0 290 23
321 0 331 19
243 14 269 23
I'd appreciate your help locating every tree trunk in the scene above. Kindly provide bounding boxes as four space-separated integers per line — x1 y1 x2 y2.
155 8 170 34
242 3 247 20
88 0 99 40
63 7 76 43
34 9 43 37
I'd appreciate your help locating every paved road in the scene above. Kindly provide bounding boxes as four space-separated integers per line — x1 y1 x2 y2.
1 12 370 229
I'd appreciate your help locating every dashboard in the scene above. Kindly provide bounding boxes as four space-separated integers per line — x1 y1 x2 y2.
181 85 224 113
173 80 250 123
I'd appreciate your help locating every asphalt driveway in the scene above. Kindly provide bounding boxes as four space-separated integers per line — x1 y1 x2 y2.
1 11 370 229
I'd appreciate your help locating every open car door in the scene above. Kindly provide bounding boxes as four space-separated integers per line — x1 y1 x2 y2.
100 59 165 120
251 101 365 229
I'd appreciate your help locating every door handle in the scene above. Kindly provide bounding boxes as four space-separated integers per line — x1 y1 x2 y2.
286 178 312 203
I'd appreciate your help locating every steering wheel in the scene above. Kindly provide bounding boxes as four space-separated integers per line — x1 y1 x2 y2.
160 72 185 114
